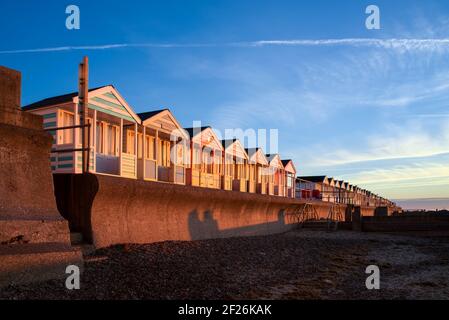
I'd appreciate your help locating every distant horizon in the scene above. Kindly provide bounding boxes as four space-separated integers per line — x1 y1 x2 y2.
393 198 449 211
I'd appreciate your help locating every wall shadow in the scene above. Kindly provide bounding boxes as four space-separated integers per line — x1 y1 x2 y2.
188 209 287 241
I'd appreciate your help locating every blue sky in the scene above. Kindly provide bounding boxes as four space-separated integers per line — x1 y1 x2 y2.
1 0 449 209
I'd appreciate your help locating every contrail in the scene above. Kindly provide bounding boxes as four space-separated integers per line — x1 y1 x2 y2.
2 38 449 54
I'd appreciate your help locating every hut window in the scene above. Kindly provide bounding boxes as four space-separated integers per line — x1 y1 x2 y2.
127 130 135 154
107 125 118 156
257 167 263 183
158 140 171 167
202 149 213 174
287 173 293 187
214 152 221 174
274 169 280 184
145 135 155 160
164 140 171 167
157 139 162 165
96 121 104 154
266 167 274 183
235 157 246 179
193 144 201 170
235 158 242 179
225 154 233 176
176 143 184 166
60 111 74 144
137 133 143 159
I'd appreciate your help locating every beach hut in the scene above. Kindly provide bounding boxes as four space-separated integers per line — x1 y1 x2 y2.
327 177 336 202
341 181 349 204
334 180 343 203
295 177 312 199
266 154 285 196
246 148 269 194
334 180 342 203
347 184 354 204
296 176 329 200
137 109 189 184
185 126 224 189
354 186 363 206
222 139 249 192
23 85 141 178
281 159 297 198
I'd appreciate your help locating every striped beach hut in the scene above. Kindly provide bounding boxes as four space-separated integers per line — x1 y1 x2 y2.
23 85 141 178
246 148 269 194
185 126 224 189
137 109 189 184
222 139 249 192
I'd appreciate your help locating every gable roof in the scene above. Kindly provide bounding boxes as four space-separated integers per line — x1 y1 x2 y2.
184 126 223 150
281 160 290 167
245 148 269 166
23 85 141 123
266 154 284 168
139 109 188 139
221 139 248 159
221 138 237 149
281 159 297 174
298 176 328 183
22 85 110 111
184 126 212 138
138 109 168 121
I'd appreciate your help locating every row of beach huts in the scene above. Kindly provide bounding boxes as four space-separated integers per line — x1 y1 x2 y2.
23 84 394 208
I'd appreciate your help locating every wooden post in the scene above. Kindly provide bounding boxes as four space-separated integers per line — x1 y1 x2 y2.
155 129 159 181
142 126 146 179
119 118 123 176
134 123 138 177
183 139 187 184
78 56 89 173
74 103 79 146
74 102 80 171
93 109 97 172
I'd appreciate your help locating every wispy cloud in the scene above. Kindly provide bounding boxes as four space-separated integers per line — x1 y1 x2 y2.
5 38 449 54
402 113 449 118
252 38 449 51
304 119 449 167
343 163 449 200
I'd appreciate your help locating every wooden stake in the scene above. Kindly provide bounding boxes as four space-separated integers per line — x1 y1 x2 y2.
78 56 89 173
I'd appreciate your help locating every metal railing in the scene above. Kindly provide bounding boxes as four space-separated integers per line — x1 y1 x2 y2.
45 123 91 172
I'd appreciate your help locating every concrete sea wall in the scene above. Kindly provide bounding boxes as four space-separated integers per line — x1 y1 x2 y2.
55 174 379 248
0 66 82 288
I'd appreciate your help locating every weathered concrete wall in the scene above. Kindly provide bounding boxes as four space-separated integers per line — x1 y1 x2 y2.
0 66 21 111
0 66 82 288
55 174 379 248
0 67 60 219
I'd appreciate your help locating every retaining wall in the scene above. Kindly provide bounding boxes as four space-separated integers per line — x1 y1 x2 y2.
55 174 381 248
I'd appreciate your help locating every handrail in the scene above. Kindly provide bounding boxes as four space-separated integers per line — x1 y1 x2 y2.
45 124 92 171
44 123 91 131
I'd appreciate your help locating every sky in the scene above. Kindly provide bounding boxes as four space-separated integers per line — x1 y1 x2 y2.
1 0 449 210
